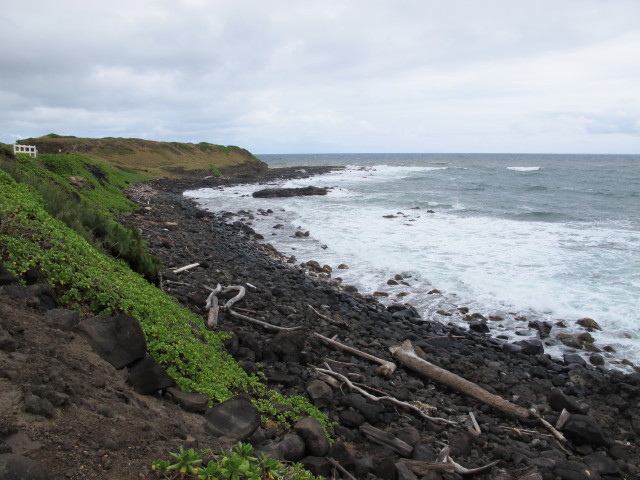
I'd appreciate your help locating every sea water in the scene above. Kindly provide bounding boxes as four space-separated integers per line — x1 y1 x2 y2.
185 153 640 367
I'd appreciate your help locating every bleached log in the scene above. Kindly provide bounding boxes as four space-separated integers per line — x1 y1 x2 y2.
390 340 531 421
313 333 396 376
173 262 200 273
221 285 246 310
205 284 223 328
315 367 456 425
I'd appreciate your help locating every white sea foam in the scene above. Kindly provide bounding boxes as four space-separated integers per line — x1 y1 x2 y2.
507 166 541 171
187 154 640 366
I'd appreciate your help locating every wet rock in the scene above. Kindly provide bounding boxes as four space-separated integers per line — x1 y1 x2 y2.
205 395 261 442
253 186 328 198
563 353 587 367
513 339 544 355
76 314 146 369
127 355 176 394
294 417 329 457
469 320 490 333
528 320 553 338
589 353 605 366
576 318 601 331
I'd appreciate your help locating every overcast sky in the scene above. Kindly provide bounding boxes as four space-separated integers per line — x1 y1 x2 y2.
2 1 640 154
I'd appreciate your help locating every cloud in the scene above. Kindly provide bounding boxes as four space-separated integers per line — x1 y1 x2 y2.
1 0 640 153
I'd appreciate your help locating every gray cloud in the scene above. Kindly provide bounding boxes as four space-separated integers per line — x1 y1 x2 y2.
2 0 640 152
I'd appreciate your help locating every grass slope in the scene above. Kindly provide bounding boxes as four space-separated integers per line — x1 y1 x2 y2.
0 150 330 436
16 134 267 178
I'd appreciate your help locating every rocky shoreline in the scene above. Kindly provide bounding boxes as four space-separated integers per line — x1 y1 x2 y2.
129 169 639 479
1 166 639 479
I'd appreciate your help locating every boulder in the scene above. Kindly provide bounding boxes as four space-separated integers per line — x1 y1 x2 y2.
513 339 544 355
0 454 50 480
576 318 601 331
43 309 79 331
127 356 176 394
560 413 611 447
75 314 146 369
166 387 209 414
294 417 329 457
252 186 328 198
305 380 333 408
204 395 261 442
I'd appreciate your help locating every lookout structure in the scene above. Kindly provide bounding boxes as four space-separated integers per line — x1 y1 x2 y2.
13 144 38 157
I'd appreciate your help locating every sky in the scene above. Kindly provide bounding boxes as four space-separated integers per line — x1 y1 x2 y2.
1 0 640 154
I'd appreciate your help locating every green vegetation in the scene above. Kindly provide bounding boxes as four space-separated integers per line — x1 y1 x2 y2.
209 164 223 177
0 152 159 281
152 443 323 480
15 134 268 178
0 149 332 435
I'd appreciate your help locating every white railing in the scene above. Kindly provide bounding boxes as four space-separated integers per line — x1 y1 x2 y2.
13 144 38 157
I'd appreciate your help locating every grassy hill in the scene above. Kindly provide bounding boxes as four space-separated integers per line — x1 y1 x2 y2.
15 134 267 178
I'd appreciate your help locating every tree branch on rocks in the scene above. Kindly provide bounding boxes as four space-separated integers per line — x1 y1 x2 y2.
204 284 304 332
390 340 567 442
220 285 245 310
173 262 200 273
391 340 531 420
398 446 502 476
327 457 358 480
205 284 222 327
313 333 397 376
308 304 350 327
315 367 456 425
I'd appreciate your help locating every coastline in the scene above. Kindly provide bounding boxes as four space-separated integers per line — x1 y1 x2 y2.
123 169 640 479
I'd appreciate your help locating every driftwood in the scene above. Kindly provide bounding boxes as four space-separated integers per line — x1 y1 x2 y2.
391 340 567 442
308 304 349 327
173 262 200 274
227 309 305 332
315 367 456 425
326 458 357 480
390 340 531 421
205 284 223 327
398 446 502 475
220 285 246 310
313 333 397 376
359 423 413 457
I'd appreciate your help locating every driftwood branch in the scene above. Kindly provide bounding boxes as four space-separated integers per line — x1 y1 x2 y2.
399 451 501 476
313 333 397 376
326 457 357 480
227 309 305 332
221 285 245 310
173 262 200 274
308 304 349 327
390 340 531 421
205 284 222 328
315 367 456 425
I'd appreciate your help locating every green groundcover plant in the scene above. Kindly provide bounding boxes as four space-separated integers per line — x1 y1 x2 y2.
152 443 324 480
0 168 332 435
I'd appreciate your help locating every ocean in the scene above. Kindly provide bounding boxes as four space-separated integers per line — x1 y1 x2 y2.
184 153 640 368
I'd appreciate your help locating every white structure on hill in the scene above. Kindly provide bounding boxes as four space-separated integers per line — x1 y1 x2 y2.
13 144 38 157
